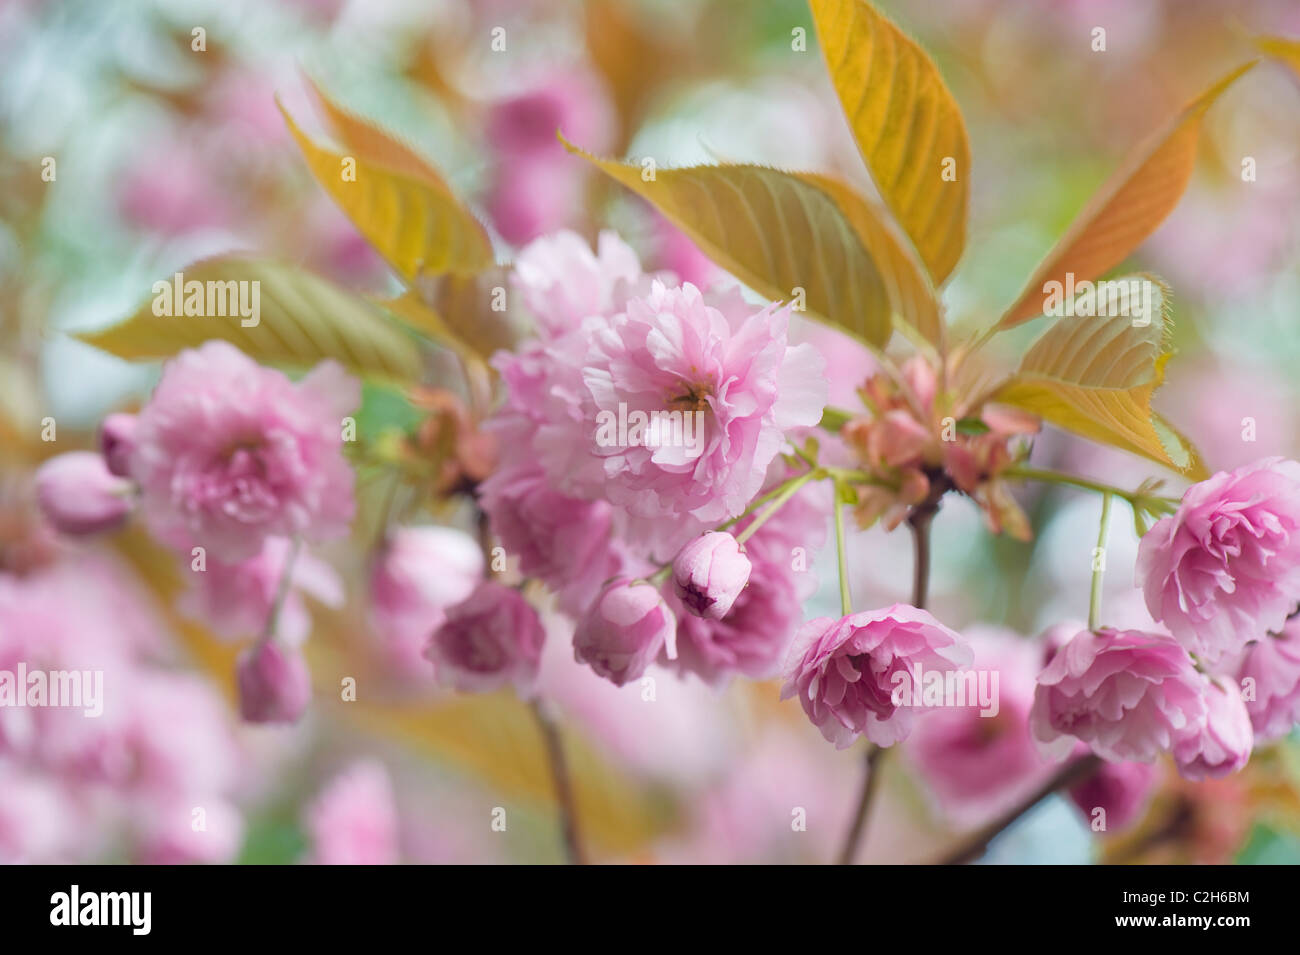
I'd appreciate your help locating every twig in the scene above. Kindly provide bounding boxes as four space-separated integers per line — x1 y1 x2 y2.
934 754 1103 865
530 700 587 865
836 745 886 865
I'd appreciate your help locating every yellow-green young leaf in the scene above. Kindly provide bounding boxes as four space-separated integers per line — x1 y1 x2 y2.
809 0 970 285
996 62 1255 330
78 257 423 383
794 171 943 349
993 275 1207 478
280 101 494 281
561 137 893 347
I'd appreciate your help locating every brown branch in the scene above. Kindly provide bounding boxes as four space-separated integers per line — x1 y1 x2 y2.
836 745 886 865
530 700 587 865
934 754 1103 865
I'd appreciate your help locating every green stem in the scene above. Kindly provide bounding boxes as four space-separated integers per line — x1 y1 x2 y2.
832 478 852 616
1004 465 1177 510
735 471 819 546
260 536 301 647
1088 492 1113 631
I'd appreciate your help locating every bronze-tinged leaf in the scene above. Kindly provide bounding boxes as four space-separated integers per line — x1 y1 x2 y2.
377 266 519 365
280 100 494 281
993 275 1207 478
78 256 423 384
809 0 970 285
561 137 893 347
995 62 1256 330
306 76 457 194
794 171 944 349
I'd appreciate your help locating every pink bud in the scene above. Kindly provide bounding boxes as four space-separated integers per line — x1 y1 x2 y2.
573 578 676 687
671 531 751 620
237 641 311 724
34 451 132 536
425 581 545 696
99 413 139 477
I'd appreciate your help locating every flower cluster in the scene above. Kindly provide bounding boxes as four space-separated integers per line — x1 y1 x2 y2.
34 340 360 725
477 230 832 688
1032 456 1300 783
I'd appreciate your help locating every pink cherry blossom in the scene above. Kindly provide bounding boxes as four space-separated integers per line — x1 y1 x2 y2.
781 604 972 749
305 761 400 865
425 581 546 696
485 70 613 244
478 463 623 618
131 341 359 562
512 229 646 339
1236 624 1300 741
369 525 483 672
1173 679 1253 780
1030 627 1207 763
1137 457 1300 662
583 281 827 527
1066 758 1159 832
906 628 1055 825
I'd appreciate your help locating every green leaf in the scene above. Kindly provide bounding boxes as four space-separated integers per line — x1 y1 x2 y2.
78 256 424 383
561 137 894 348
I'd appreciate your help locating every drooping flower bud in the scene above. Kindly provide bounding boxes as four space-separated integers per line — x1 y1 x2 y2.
99 412 139 478
573 578 676 687
34 452 132 536
237 641 312 724
671 531 751 620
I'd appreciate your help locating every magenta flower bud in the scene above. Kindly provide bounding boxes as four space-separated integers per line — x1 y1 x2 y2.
671 531 752 620
34 451 132 536
99 412 139 477
573 578 676 687
425 581 545 696
237 641 312 724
